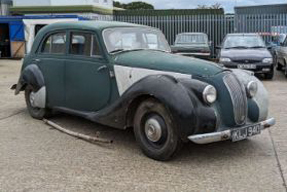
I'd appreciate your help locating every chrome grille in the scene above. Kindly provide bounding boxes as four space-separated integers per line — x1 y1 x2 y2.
223 73 247 125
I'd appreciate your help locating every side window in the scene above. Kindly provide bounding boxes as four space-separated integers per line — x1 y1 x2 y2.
41 32 66 54
69 32 102 57
70 32 92 56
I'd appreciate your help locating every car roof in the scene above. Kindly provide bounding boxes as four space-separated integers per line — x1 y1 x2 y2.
177 32 207 36
226 33 260 36
40 20 150 33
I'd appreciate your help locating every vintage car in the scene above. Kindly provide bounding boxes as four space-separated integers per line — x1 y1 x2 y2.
217 33 274 79
171 33 211 60
12 21 275 161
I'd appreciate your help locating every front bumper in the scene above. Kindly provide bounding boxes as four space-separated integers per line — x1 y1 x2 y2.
188 118 275 144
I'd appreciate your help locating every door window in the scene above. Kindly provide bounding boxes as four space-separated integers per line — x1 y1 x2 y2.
70 32 102 57
41 32 66 54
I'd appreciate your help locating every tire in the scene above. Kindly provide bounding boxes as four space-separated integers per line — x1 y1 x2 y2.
276 62 282 71
133 98 182 161
275 56 282 71
25 85 50 120
265 71 274 80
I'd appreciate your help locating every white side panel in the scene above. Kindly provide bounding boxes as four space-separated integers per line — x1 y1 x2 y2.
114 65 192 96
23 18 78 53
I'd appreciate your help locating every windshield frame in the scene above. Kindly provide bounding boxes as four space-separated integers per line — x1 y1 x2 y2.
222 34 266 49
102 27 171 54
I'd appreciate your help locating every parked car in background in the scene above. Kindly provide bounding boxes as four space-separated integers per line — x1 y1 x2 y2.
12 21 275 161
266 33 286 63
275 34 287 77
217 33 274 79
171 33 211 60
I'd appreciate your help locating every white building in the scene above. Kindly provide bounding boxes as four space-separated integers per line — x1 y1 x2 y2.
13 0 113 9
11 0 114 19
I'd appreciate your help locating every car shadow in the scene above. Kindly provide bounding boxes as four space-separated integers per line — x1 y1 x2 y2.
43 113 271 163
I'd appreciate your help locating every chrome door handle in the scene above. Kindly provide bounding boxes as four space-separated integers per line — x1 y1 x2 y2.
97 65 107 72
33 59 41 62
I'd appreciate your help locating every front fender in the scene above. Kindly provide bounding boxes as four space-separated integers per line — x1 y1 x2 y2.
89 75 217 141
232 69 269 121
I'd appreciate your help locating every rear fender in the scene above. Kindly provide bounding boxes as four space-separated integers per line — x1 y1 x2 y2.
15 64 46 108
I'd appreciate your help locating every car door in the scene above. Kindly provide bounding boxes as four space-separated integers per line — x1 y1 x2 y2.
280 37 287 66
35 31 67 108
64 31 111 112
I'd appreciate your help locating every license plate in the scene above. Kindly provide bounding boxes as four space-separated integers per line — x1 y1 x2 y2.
231 124 262 142
238 64 256 69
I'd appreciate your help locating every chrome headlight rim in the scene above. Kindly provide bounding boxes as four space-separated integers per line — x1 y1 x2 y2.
203 85 217 104
246 81 258 98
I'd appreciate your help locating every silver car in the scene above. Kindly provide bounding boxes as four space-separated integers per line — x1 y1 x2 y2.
276 34 287 77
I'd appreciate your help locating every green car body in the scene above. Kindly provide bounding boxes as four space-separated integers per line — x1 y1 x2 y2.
13 21 275 160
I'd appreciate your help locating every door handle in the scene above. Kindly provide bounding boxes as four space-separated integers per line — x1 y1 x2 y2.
33 59 41 63
97 65 107 72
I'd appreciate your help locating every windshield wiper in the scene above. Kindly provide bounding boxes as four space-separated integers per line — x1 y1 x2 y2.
250 46 265 49
225 46 249 49
109 48 145 54
109 49 125 54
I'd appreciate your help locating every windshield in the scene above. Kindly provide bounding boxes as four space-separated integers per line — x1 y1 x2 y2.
223 35 266 49
103 27 171 53
175 34 208 44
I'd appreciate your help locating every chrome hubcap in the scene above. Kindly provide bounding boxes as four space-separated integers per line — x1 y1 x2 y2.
144 118 162 142
29 91 36 108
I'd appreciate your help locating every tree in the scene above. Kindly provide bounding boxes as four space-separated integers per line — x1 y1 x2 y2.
113 1 154 10
197 3 223 10
210 3 222 10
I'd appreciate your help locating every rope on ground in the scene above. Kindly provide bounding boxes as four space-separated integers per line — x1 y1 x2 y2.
43 119 113 144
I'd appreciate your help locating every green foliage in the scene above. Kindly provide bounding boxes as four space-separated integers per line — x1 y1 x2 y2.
113 1 154 10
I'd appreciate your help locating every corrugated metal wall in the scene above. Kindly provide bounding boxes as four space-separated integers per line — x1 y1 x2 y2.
112 13 287 57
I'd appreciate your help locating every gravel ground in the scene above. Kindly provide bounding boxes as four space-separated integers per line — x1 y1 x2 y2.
0 59 286 192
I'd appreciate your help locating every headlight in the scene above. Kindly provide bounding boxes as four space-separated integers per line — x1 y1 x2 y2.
262 58 273 64
203 85 217 104
246 81 258 98
219 58 231 63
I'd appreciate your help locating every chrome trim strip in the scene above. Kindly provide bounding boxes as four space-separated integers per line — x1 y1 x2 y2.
188 118 275 144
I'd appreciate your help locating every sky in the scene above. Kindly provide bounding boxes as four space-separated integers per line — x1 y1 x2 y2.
117 0 287 13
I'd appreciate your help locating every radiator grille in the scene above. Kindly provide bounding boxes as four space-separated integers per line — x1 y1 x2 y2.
223 73 247 125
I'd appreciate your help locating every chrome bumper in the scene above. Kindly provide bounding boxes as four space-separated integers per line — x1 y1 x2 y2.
188 118 275 144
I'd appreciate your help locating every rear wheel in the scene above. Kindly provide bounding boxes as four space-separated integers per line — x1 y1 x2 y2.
133 99 182 161
25 85 50 120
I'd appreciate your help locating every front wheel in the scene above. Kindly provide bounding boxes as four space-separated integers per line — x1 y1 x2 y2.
133 99 182 161
25 85 50 120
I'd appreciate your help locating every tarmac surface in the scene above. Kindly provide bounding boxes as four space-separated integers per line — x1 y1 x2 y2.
0 59 287 192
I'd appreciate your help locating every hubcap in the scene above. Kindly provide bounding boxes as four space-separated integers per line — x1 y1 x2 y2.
144 118 162 142
29 91 36 108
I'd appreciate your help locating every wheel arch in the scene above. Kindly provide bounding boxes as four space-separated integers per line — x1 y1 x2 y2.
15 64 45 95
